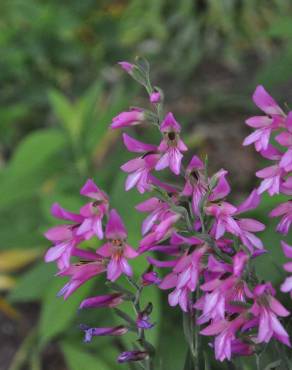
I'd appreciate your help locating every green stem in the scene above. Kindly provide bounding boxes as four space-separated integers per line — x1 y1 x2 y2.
9 327 38 370
126 277 155 370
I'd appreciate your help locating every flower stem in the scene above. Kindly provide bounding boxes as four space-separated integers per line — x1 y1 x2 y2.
127 276 155 370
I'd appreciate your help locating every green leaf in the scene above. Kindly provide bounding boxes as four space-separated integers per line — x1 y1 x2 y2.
0 129 66 209
61 342 111 370
8 262 56 302
6 128 66 178
39 276 93 345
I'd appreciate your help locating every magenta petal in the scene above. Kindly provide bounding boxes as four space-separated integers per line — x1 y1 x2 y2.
286 111 292 132
269 296 290 317
119 257 133 277
209 170 230 201
200 320 227 336
122 133 157 153
107 258 121 281
135 197 160 212
51 203 83 223
160 112 181 132
44 242 68 262
281 276 292 293
159 273 178 289
252 85 284 116
275 132 292 147
245 116 272 128
97 243 112 257
187 155 204 170
281 241 292 258
80 179 99 197
106 209 127 239
155 152 170 171
124 245 138 259
236 189 261 214
44 225 72 242
238 218 265 232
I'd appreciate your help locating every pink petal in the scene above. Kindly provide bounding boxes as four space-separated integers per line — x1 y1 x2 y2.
122 133 156 153
105 209 127 239
252 85 284 116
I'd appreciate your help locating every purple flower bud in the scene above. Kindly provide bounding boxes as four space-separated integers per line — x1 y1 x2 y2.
142 271 161 286
111 109 144 130
118 61 134 74
150 91 161 104
81 325 128 343
117 350 148 363
79 293 123 309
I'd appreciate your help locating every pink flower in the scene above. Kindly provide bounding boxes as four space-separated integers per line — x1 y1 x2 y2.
250 283 290 346
160 245 207 312
196 252 248 325
77 179 109 240
120 134 159 193
155 112 187 175
256 164 285 196
138 213 181 254
44 225 79 270
111 108 144 129
270 201 292 235
281 241 292 298
58 257 106 299
182 156 207 214
243 85 285 151
200 315 247 361
135 197 173 236
206 202 241 239
98 209 138 281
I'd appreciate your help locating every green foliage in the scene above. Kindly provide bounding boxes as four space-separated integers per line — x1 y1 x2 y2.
39 277 94 346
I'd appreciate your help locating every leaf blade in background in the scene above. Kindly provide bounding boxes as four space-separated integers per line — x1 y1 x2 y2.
39 276 94 346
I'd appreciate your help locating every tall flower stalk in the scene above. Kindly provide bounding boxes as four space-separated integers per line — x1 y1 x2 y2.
44 59 292 369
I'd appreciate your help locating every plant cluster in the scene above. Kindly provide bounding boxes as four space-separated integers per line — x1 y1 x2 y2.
44 59 292 369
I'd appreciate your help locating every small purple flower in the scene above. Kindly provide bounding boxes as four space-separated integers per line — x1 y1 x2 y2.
98 209 138 281
81 325 128 343
117 350 148 363
111 109 144 129
118 61 134 74
150 91 161 104
155 112 187 175
136 311 154 329
142 271 161 286
160 245 207 312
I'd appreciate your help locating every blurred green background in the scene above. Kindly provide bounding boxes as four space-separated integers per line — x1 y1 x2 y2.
1 1 292 369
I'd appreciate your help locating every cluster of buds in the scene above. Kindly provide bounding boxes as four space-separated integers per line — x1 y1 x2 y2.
44 59 291 367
